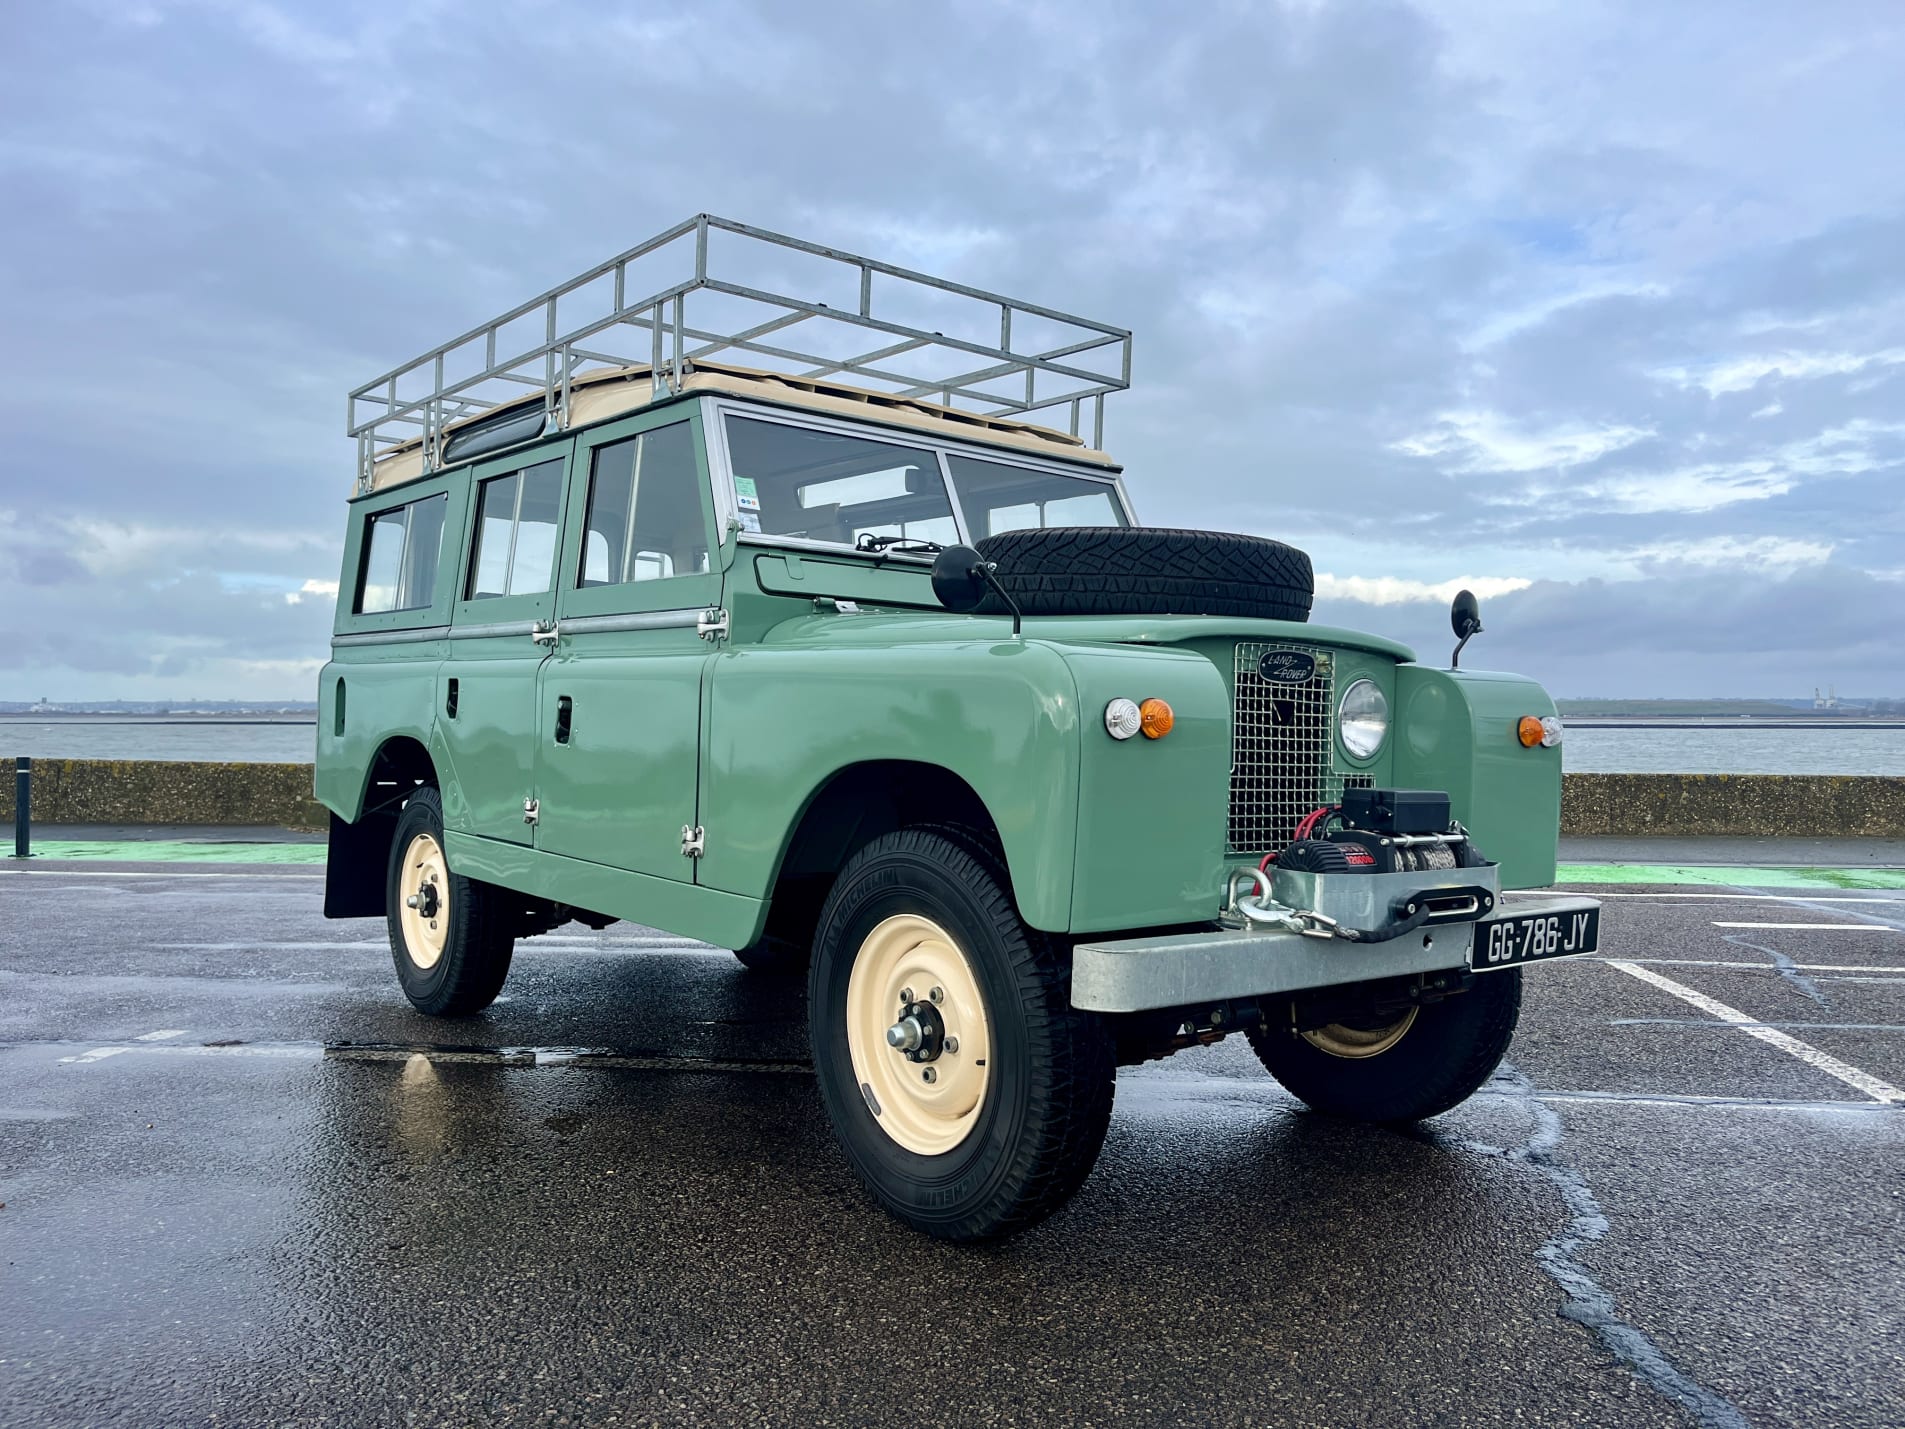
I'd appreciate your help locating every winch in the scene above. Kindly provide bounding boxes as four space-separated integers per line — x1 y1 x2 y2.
1230 788 1500 943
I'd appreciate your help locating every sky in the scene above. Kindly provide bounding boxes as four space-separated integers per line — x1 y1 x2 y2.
2 0 1902 702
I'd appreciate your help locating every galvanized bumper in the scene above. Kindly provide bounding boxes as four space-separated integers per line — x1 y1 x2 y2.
1070 893 1601 1014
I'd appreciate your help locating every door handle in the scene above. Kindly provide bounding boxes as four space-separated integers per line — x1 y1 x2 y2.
531 619 559 646
554 695 573 745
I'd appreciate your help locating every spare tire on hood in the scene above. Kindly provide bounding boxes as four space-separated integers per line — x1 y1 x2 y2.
971 527 1314 622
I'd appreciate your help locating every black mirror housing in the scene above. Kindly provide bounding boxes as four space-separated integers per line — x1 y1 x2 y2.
1451 589 1482 640
931 545 989 613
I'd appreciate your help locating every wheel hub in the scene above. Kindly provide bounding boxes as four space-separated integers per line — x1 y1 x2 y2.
885 999 946 1062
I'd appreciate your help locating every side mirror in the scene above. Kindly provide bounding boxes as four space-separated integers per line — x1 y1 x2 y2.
931 545 989 613
1450 589 1482 668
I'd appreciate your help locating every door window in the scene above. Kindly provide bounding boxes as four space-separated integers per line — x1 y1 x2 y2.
467 458 565 600
580 421 709 587
354 492 448 614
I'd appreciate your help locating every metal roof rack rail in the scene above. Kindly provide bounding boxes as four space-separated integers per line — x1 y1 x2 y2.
346 214 1133 493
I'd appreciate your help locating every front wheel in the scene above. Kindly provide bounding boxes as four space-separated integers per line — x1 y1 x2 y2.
808 827 1115 1241
1246 970 1522 1123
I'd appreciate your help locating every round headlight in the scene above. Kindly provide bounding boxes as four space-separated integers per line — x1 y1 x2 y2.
1338 679 1388 760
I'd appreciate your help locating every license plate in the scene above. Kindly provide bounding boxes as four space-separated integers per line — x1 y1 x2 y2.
1474 906 1600 971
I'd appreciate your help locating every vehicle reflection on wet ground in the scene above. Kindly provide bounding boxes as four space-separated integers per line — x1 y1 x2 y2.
3 861 1902 1427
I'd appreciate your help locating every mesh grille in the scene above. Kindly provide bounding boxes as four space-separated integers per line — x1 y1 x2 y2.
1228 643 1373 856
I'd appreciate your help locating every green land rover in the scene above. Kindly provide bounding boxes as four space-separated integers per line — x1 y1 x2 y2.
317 216 1600 1240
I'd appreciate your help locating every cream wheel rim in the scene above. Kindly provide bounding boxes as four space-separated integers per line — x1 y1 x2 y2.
398 831 450 971
1302 1005 1418 1059
845 914 992 1157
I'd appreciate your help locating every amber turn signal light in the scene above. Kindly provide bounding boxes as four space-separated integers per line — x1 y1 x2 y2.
1516 715 1545 748
1139 697 1175 739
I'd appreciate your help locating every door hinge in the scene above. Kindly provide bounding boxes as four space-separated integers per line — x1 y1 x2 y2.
523 797 540 826
681 824 706 858
531 619 560 646
696 607 730 642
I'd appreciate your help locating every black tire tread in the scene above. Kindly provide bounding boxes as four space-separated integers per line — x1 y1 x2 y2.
809 825 1115 1241
1245 971 1522 1123
974 527 1313 621
386 787 515 1017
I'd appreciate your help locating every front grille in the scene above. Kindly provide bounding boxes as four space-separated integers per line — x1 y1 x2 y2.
1228 642 1372 855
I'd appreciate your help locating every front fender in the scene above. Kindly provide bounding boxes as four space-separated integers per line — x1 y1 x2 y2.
1393 666 1561 888
697 638 1083 930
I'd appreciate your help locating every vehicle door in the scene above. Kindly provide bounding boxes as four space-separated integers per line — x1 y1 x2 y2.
440 445 572 844
533 411 720 881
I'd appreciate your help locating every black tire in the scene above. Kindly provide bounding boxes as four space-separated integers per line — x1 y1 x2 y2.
731 937 810 976
808 827 1116 1241
1246 971 1522 1123
385 787 515 1016
974 527 1313 621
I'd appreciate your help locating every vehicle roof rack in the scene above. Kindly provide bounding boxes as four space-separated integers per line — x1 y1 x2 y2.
347 214 1133 494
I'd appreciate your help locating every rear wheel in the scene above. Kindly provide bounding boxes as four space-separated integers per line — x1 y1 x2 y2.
808 827 1115 1241
1245 971 1522 1123
386 787 515 1016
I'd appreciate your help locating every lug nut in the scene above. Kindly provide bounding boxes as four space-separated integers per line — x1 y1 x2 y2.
921 1067 937 1084
900 988 915 1005
929 986 944 1004
944 1036 959 1054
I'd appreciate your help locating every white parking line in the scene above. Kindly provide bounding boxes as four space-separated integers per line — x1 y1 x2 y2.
1607 960 1905 1104
1582 893 1905 903
0 869 322 880
134 1029 187 1041
1595 958 1905 973
1711 922 1901 931
57 1047 134 1064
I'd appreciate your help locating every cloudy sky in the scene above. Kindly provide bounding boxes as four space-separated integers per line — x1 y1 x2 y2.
4 0 1902 701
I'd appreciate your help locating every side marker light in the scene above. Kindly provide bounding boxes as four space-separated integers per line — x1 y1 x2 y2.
1516 715 1545 748
1139 698 1175 739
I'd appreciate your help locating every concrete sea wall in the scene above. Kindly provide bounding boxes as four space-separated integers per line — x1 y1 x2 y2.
4 760 1904 839
1 759 329 831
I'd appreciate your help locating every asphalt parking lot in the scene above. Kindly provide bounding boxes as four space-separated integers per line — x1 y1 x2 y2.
3 858 1903 1428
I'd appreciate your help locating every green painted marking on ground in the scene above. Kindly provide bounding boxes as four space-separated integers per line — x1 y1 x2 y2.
1557 863 1905 890
23 840 328 865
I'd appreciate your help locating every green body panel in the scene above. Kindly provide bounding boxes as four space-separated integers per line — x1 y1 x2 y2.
445 831 762 950
698 623 1084 933
1060 645 1231 932
315 641 449 819
1392 666 1561 888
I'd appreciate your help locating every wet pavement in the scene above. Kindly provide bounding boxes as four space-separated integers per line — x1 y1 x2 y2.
3 862 1903 1427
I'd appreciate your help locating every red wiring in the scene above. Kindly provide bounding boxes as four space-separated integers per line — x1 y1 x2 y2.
1263 804 1342 873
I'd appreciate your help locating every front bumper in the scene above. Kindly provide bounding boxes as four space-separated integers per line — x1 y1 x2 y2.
1070 893 1601 1014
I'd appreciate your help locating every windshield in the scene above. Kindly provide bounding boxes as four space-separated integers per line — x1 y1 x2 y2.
722 411 1130 549
943 455 1127 538
723 415 958 547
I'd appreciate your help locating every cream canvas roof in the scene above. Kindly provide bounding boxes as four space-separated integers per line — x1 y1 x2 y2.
367 359 1117 493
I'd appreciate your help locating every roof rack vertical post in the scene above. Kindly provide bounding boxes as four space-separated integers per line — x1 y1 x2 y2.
1093 393 1104 451
671 293 685 392
650 301 665 393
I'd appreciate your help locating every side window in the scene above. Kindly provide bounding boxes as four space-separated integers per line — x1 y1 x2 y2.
354 493 448 614
580 421 709 587
466 458 564 600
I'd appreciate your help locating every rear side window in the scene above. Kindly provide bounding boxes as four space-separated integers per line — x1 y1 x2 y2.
467 458 564 600
944 455 1126 538
580 421 708 586
723 415 957 547
354 493 448 614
